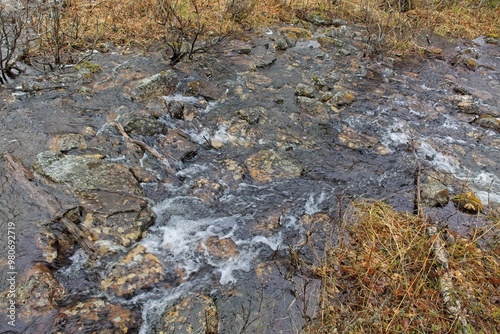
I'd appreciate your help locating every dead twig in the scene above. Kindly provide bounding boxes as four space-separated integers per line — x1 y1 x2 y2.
108 121 176 175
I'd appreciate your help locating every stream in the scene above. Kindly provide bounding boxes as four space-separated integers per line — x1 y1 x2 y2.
0 22 499 333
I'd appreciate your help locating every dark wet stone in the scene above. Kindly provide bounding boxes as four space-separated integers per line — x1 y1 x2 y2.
100 245 164 297
236 106 263 124
34 152 155 247
157 129 198 162
297 96 329 119
130 166 157 183
54 298 140 333
189 177 224 203
159 294 218 334
245 149 303 183
132 70 179 101
124 116 167 136
186 80 226 101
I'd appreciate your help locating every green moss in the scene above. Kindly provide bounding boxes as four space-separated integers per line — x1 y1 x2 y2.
75 61 101 73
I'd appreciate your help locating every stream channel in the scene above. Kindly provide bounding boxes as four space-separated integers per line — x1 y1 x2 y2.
0 21 499 333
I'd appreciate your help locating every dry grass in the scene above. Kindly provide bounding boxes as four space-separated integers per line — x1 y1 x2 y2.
303 200 499 333
50 0 498 56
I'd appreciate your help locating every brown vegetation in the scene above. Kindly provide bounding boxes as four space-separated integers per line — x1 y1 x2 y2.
301 200 499 333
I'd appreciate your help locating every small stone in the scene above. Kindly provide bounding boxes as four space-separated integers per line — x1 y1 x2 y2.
331 90 356 107
236 107 264 124
295 83 315 98
476 115 500 132
186 80 226 101
50 133 87 152
132 70 179 101
421 182 450 207
157 129 197 162
124 116 167 136
275 38 289 51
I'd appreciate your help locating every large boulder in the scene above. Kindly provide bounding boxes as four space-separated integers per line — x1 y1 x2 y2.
34 152 155 247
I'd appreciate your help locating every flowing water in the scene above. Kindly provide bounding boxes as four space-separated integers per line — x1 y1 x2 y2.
0 26 499 332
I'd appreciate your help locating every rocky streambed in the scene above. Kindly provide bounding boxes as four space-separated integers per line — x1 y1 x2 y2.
0 18 499 333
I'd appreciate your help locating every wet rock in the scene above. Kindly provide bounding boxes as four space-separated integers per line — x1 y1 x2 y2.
236 106 263 124
245 149 303 183
159 294 218 334
338 126 378 150
452 191 483 213
295 83 315 98
100 244 164 297
330 89 356 107
166 100 199 121
475 115 500 132
297 96 329 119
157 129 197 162
186 80 226 101
54 298 140 333
130 166 157 183
189 177 224 203
132 70 179 101
421 182 450 207
450 95 479 114
0 263 65 321
50 133 87 152
34 152 155 247
124 116 167 136
317 36 344 48
198 236 239 258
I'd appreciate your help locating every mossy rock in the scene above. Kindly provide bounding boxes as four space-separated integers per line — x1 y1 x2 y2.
452 191 483 213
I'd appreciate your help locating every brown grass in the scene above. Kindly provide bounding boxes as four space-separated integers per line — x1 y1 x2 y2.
51 0 498 56
302 200 500 333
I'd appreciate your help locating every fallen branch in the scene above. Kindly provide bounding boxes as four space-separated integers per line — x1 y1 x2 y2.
108 121 176 175
4 154 96 258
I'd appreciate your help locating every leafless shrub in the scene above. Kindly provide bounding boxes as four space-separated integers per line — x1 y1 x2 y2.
0 1 29 83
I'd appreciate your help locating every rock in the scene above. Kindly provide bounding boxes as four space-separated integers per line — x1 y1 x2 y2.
279 26 312 39
166 101 199 121
338 126 378 150
296 96 329 119
295 83 315 98
189 177 224 203
0 263 65 321
124 116 167 136
236 106 264 124
330 89 356 107
452 191 483 213
50 134 87 152
132 70 179 101
303 11 330 26
34 152 155 247
253 55 277 69
186 80 226 101
159 294 218 334
450 95 479 114
157 129 197 162
130 166 157 183
100 244 164 297
198 236 239 258
55 298 140 333
275 38 289 51
476 115 500 132
421 182 450 207
331 18 347 27
317 36 344 48
245 149 302 183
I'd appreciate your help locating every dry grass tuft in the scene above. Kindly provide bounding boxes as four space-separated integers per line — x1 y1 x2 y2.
303 200 500 333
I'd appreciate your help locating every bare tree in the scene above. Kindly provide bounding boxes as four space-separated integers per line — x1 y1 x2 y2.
0 1 28 83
